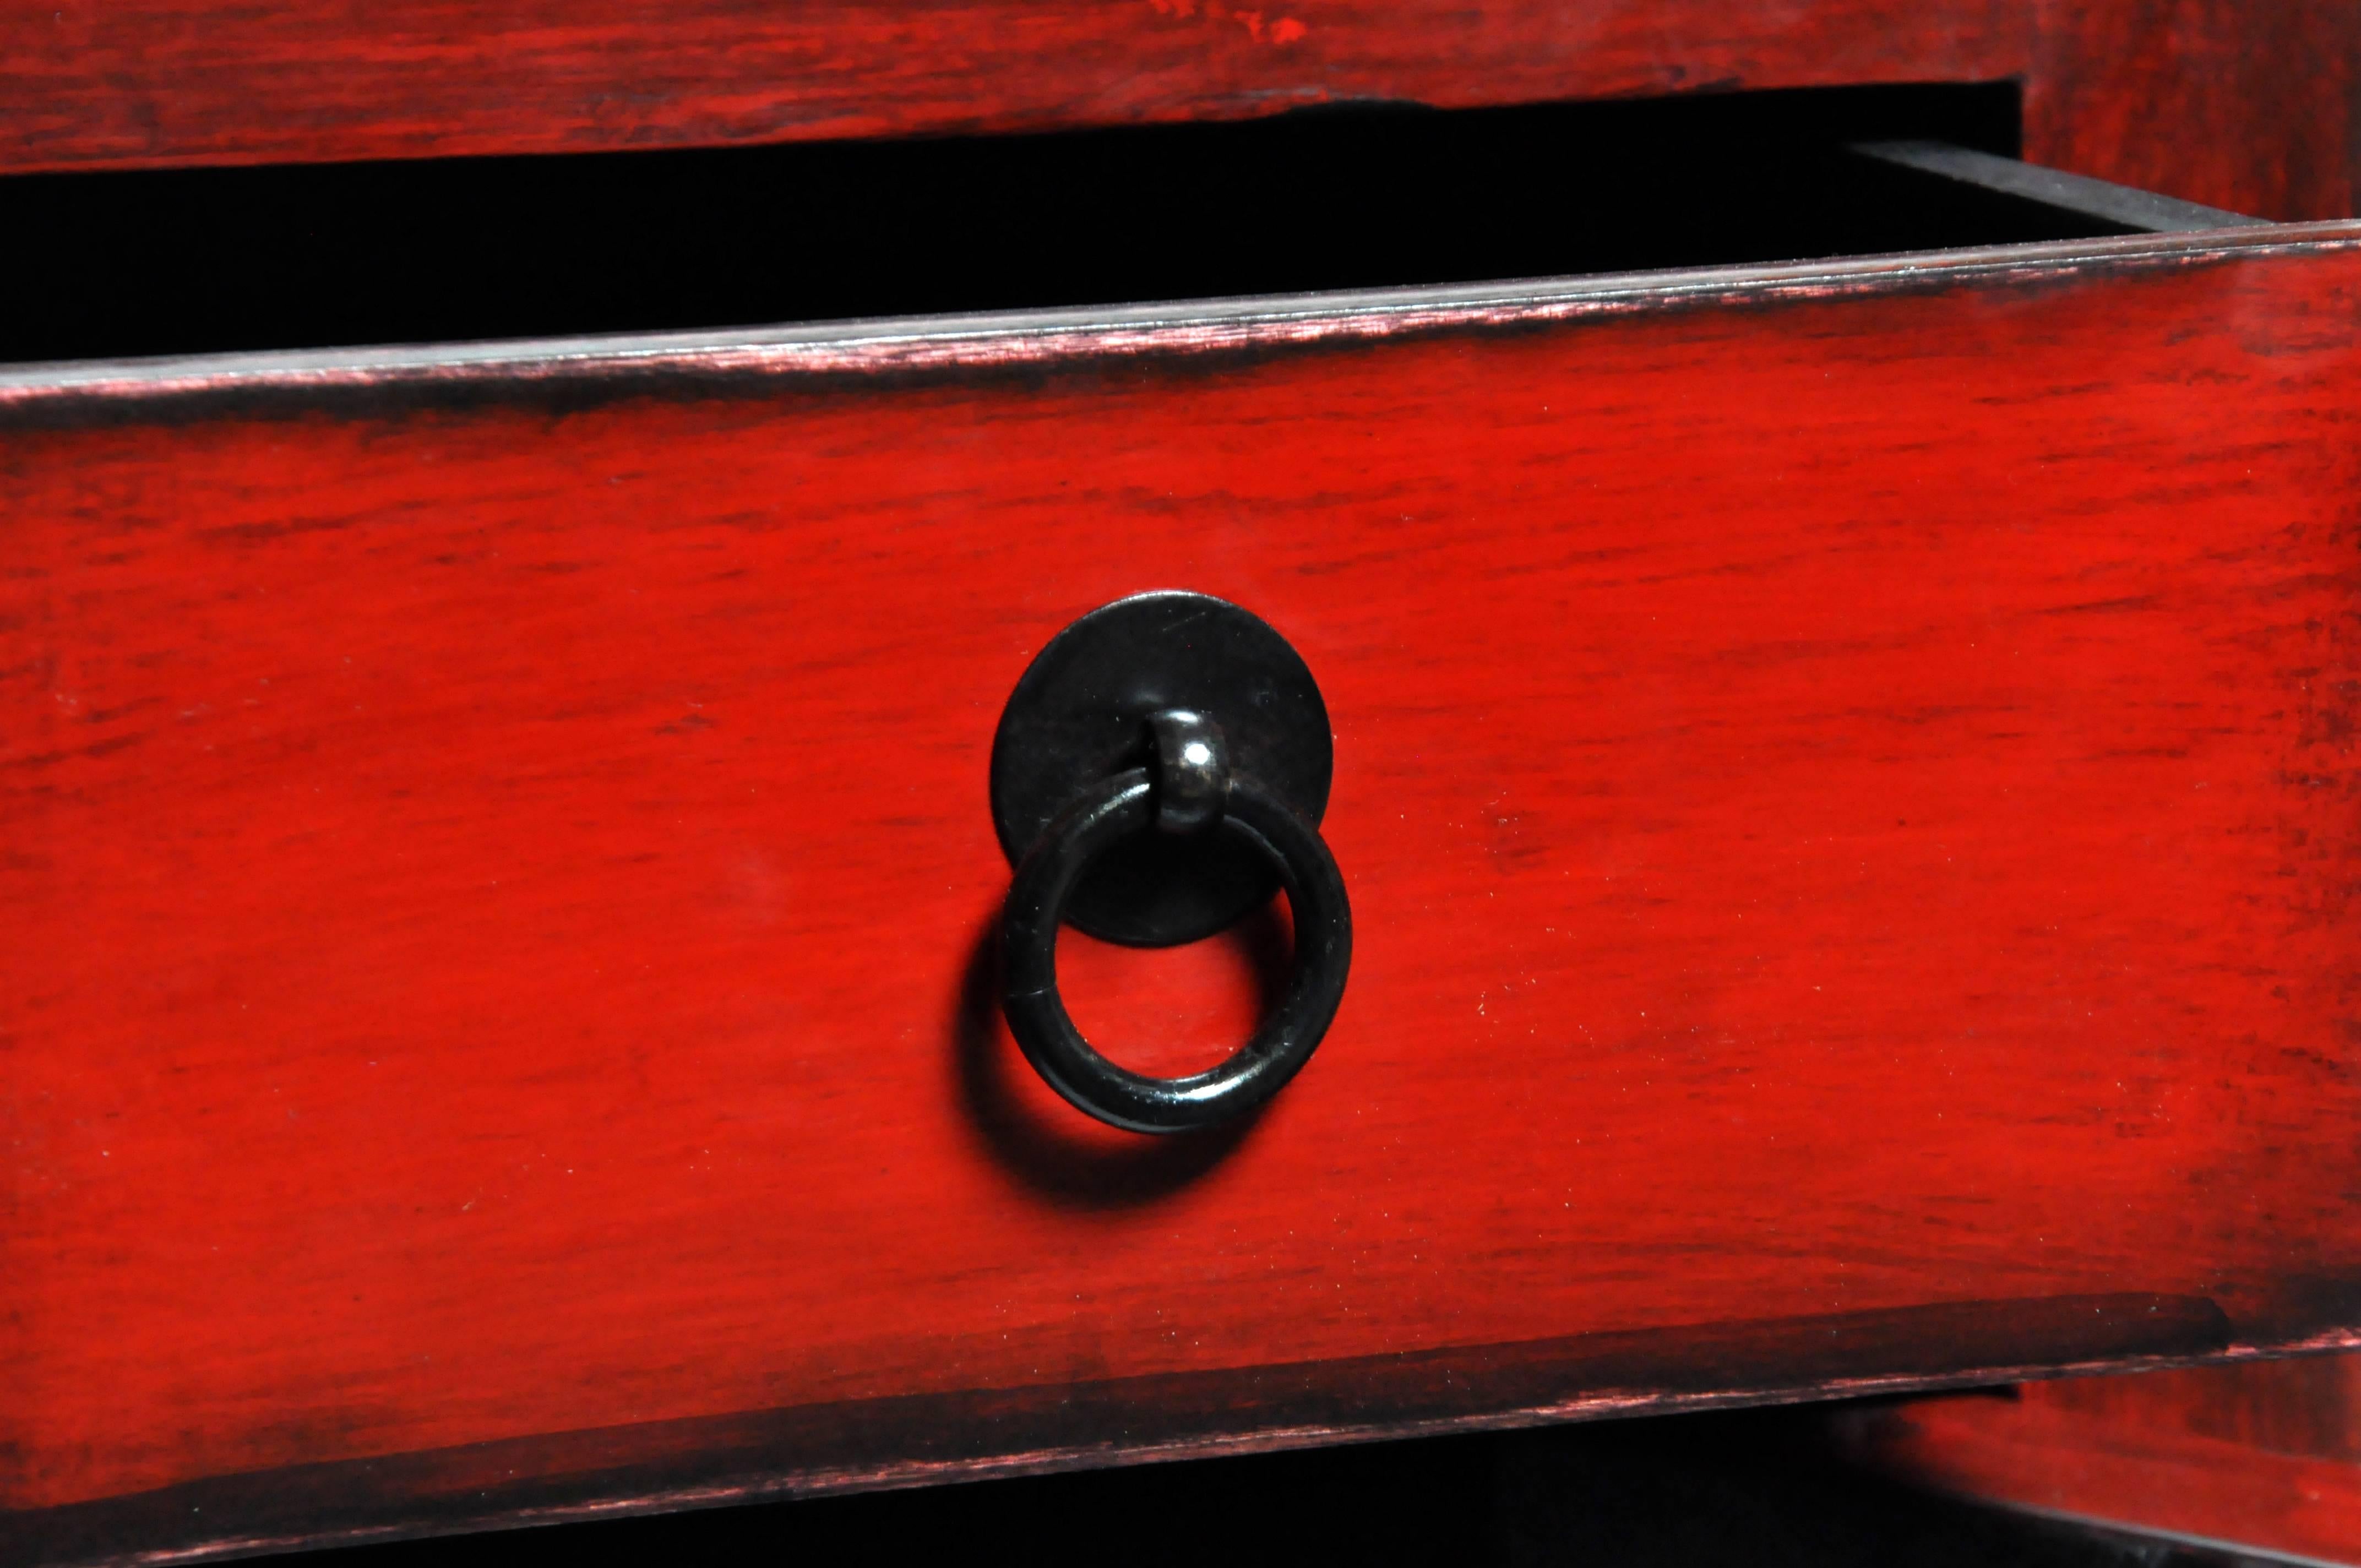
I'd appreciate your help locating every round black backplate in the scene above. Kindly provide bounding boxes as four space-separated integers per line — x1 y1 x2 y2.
990 591 1333 948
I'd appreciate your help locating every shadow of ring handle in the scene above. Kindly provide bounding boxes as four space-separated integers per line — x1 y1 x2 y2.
999 766 1352 1135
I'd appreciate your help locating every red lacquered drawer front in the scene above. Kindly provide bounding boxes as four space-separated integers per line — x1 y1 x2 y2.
5 224 2361 1561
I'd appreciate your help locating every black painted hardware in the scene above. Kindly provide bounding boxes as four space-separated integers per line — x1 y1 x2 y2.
1147 709 1230 836
992 593 1351 1135
990 590 1334 947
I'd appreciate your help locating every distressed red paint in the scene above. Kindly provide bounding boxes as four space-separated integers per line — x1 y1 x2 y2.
4 232 2361 1562
0 2 2356 219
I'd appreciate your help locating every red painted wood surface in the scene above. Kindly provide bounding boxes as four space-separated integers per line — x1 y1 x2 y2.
1845 1359 2361 1563
0 2 2353 220
6 226 2361 1560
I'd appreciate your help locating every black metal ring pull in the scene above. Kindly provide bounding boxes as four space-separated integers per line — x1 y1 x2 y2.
989 592 1352 1136
1000 708 1352 1135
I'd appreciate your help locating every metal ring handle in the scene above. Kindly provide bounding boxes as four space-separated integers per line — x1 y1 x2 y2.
1000 767 1352 1135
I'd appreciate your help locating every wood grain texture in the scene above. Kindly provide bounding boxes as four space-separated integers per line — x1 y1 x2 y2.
1843 1360 2361 1564
5 225 2361 1561
0 2 2354 219
2027 1 2361 222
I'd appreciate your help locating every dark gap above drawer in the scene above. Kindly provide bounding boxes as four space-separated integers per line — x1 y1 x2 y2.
0 81 2240 366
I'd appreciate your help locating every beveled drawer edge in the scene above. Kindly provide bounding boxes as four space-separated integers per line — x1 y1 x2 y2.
12 1290 2320 1568
2 221 2354 422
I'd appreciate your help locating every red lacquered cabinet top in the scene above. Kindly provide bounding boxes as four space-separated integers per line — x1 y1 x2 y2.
0 1 2354 218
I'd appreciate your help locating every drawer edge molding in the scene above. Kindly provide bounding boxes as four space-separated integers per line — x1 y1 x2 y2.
1 221 2355 424
3 1292 2292 1568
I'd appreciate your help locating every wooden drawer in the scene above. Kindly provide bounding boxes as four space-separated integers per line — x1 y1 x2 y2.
5 135 2360 1561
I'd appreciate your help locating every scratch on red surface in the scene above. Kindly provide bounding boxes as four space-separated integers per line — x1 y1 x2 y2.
1147 0 1198 17
1270 17 1307 42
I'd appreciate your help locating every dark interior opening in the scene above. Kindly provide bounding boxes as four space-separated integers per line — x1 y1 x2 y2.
3 81 2098 366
